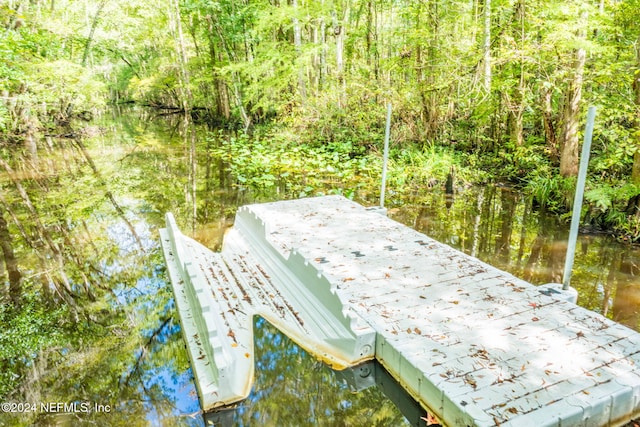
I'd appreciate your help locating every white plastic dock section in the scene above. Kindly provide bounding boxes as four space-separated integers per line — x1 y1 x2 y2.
161 195 640 426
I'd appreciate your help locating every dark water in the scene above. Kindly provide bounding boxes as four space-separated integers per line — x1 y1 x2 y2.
1 107 638 426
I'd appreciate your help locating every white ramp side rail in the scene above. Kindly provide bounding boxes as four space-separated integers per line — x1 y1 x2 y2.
160 209 376 411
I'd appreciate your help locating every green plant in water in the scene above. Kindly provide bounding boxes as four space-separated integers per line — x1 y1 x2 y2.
584 182 640 240
208 125 485 206
385 145 479 198
524 171 576 212
207 126 381 200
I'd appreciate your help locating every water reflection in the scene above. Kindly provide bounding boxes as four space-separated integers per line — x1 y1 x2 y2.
3 106 639 427
0 107 420 427
203 317 425 427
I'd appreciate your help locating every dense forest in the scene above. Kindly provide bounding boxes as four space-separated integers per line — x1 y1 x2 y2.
1 0 640 231
1 0 640 425
0 0 640 234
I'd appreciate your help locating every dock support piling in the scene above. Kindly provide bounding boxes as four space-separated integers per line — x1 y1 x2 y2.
562 106 596 291
380 102 392 209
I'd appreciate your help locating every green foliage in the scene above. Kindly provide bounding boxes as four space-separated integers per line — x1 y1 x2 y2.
27 59 107 117
524 172 575 212
584 182 640 238
0 29 25 90
209 127 380 199
298 90 388 148
208 123 485 207
128 68 179 105
388 144 479 194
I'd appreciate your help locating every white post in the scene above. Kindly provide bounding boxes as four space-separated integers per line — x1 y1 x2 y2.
380 103 392 208
562 106 597 291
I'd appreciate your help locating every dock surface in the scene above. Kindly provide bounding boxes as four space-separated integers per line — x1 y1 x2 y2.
161 195 640 426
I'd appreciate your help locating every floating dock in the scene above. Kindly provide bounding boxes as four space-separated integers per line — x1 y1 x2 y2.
161 195 640 426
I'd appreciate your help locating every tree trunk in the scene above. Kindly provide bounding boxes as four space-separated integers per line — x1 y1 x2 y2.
416 0 440 140
292 0 307 105
204 16 231 120
210 15 251 130
509 0 526 147
559 13 587 178
365 0 373 69
332 5 349 108
542 84 558 161
169 0 193 112
482 0 491 93
319 7 327 91
81 0 107 66
631 35 640 184
23 112 39 163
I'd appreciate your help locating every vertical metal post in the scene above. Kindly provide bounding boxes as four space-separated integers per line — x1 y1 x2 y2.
380 103 392 208
562 106 596 290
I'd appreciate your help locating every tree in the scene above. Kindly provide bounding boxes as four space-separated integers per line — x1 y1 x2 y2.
81 0 109 66
632 35 640 184
482 0 492 93
559 10 588 177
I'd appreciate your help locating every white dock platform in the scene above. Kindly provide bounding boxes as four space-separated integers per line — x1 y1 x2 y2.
161 195 640 426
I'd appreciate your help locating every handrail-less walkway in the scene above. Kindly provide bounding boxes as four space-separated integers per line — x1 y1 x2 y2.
161 195 640 427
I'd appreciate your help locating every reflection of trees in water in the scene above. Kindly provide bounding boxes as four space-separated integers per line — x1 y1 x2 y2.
614 252 640 330
213 317 410 427
2 110 409 427
0 203 21 306
3 110 639 426
0 112 205 426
